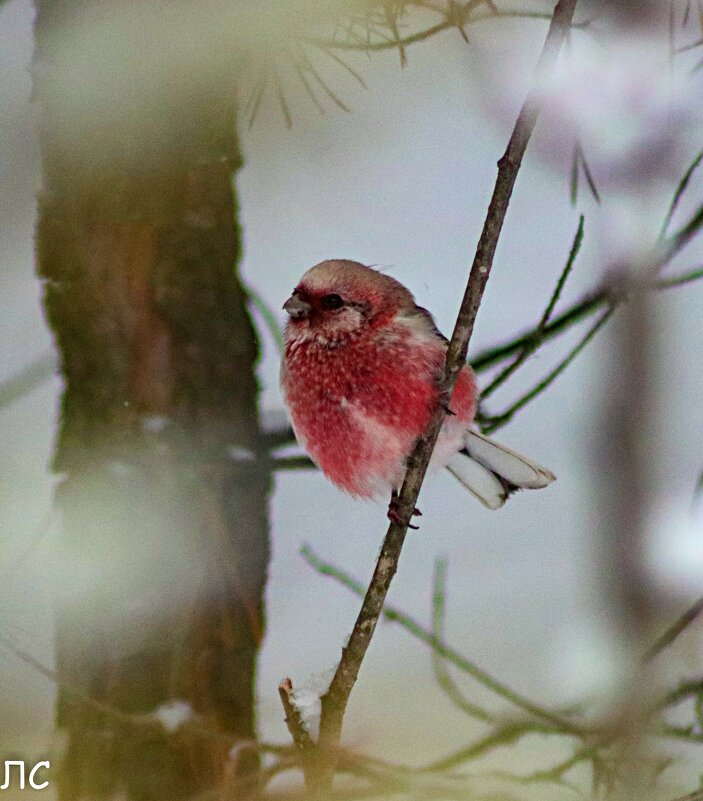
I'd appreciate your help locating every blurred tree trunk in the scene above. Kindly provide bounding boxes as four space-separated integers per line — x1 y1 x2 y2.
33 2 270 799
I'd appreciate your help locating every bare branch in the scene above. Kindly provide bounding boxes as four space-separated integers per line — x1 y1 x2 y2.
479 304 615 433
259 426 296 448
424 720 562 772
294 9 583 792
644 596 703 663
278 678 316 752
471 210 703 376
431 558 494 722
303 2 564 54
272 455 316 471
301 545 585 735
480 215 584 401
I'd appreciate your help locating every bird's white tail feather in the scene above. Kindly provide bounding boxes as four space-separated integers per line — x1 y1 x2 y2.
446 453 508 510
465 431 556 489
446 430 556 510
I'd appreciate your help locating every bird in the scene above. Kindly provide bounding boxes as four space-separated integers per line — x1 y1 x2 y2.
280 259 555 513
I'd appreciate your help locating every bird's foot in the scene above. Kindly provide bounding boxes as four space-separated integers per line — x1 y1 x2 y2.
387 493 422 529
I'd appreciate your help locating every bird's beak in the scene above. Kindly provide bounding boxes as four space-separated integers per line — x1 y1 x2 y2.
283 294 311 320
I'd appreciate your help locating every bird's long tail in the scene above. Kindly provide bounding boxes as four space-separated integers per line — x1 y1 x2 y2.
446 430 556 510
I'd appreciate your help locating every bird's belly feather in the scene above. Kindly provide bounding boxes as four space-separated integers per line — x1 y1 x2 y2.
282 335 476 499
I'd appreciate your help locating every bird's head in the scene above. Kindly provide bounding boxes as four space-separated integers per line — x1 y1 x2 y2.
283 259 415 346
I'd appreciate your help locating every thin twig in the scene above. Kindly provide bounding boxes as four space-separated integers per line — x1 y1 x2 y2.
273 65 293 128
424 720 562 772
480 215 584 400
479 304 615 433
675 35 703 53
570 141 579 206
247 68 269 128
695 466 703 505
663 201 703 262
245 282 285 354
300 9 583 792
658 265 703 289
644 596 703 663
301 545 584 735
471 227 703 376
660 677 703 709
431 558 494 722
272 455 316 471
278 678 322 787
304 2 565 54
301 48 352 111
278 678 315 751
659 146 703 240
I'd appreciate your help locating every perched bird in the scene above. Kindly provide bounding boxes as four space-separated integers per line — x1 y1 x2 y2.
280 260 555 512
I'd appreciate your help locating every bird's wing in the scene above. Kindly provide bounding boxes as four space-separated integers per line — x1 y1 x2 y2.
407 305 448 343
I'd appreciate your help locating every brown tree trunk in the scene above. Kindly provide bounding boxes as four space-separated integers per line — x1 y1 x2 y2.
33 2 270 798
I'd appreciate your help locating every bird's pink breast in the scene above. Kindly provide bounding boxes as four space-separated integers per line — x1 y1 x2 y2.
282 324 477 498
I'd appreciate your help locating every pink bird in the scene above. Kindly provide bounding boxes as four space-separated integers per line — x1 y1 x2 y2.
281 260 555 513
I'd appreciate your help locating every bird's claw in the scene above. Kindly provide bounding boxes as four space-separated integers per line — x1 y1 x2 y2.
387 496 422 529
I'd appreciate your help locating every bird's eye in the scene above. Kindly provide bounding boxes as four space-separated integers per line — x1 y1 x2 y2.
321 293 344 310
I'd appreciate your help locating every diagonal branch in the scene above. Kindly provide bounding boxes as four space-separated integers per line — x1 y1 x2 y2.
644 595 703 663
302 545 581 732
479 304 615 433
471 239 703 376
431 558 494 722
479 215 584 401
286 3 581 796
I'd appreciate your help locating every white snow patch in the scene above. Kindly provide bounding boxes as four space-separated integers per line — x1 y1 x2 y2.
153 700 194 733
289 668 336 741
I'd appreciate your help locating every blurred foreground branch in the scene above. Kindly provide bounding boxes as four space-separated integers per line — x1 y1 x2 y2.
304 0 586 55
